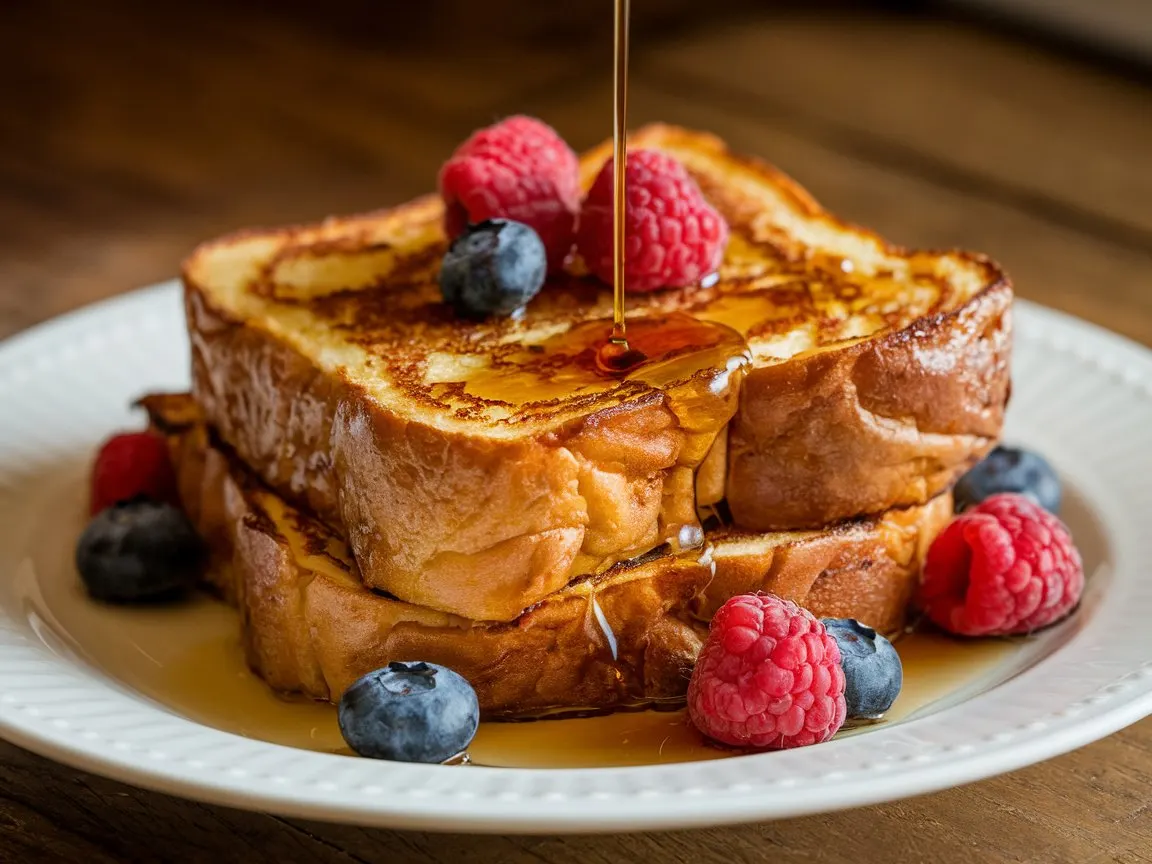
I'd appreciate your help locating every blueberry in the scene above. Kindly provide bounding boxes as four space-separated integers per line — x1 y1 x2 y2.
439 219 546 319
822 618 902 719
955 445 1062 513
75 496 205 603
338 661 479 763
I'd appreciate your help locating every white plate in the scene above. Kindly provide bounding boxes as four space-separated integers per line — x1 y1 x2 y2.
0 282 1150 834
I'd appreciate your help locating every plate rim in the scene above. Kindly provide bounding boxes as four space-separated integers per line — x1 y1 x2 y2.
0 281 1150 834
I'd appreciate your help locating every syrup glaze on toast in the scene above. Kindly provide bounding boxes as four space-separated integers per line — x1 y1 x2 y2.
198 129 995 431
189 125 1001 432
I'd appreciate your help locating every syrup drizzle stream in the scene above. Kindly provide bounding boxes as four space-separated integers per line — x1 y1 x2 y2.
610 0 630 349
589 596 619 661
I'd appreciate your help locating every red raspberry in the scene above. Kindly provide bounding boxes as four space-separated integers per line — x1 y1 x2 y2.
688 593 847 750
917 493 1084 636
438 116 579 272
90 432 178 515
576 149 729 293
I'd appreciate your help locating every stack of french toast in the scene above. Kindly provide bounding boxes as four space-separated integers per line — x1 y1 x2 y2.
144 125 1012 719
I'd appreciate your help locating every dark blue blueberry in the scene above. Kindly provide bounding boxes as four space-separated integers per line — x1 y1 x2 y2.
338 661 479 763
439 219 546 319
75 496 205 603
822 618 902 719
955 445 1062 513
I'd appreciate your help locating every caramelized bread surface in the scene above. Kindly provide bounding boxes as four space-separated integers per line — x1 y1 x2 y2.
145 394 950 717
183 124 1007 621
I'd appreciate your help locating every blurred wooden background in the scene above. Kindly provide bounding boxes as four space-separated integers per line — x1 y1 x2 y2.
1 0 1150 861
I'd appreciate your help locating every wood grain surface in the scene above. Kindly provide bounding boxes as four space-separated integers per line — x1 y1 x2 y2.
1 1 1150 861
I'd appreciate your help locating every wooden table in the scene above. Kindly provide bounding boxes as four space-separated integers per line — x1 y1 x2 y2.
2 2 1150 860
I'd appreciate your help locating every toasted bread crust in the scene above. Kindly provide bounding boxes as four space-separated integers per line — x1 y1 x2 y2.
700 495 953 636
146 394 949 717
183 124 1006 623
727 281 1011 529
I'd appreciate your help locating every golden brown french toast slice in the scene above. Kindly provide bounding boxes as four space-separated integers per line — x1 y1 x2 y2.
183 124 1007 622
146 394 951 717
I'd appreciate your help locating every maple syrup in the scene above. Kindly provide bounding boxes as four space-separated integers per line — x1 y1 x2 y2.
587 0 733 380
461 312 748 405
610 0 631 350
33 575 1028 768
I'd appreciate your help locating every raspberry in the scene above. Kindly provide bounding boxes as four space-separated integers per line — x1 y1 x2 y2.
688 593 847 750
438 116 579 272
917 493 1084 636
576 149 729 293
90 432 178 515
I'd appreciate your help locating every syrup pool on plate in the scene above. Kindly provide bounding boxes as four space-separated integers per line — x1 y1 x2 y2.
28 560 1028 768
22 463 1106 770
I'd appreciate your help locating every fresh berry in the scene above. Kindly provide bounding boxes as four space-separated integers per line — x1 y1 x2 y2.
90 431 178 515
687 593 846 750
955 445 1062 514
438 116 579 271
75 497 205 603
338 661 480 763
439 218 547 318
576 149 729 293
822 618 902 719
917 493 1084 637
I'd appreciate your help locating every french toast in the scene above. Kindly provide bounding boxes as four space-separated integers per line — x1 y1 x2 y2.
182 124 1010 623
144 393 952 717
